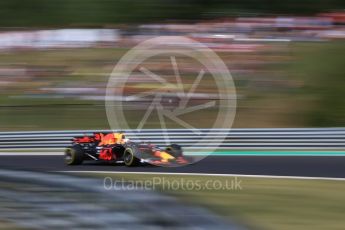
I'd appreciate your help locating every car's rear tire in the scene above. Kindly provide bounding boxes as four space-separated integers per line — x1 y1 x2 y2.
64 145 84 165
165 144 183 158
123 147 140 167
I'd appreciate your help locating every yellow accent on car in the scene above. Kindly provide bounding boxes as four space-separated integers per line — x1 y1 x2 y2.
159 151 175 162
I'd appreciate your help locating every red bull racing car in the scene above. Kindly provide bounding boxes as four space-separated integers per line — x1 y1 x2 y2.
64 132 188 167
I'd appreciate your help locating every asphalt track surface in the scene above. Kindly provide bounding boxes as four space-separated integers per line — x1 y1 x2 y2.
0 155 344 178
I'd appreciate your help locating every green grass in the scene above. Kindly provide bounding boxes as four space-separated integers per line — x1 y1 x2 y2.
291 42 345 127
92 173 345 230
0 42 344 130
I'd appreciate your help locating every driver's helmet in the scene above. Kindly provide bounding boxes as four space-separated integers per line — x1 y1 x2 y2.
114 132 129 144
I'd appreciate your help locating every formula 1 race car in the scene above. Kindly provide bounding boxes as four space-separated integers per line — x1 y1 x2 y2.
64 132 188 167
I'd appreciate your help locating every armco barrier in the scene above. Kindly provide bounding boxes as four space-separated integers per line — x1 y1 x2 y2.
0 128 344 150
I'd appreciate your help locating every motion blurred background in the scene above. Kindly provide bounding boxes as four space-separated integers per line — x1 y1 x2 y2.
0 2 345 230
0 0 344 130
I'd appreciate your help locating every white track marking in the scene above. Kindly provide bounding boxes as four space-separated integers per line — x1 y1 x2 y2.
1 151 345 156
0 152 62 156
62 171 345 181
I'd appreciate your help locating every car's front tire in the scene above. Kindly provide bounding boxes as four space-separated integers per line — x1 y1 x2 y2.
64 145 84 165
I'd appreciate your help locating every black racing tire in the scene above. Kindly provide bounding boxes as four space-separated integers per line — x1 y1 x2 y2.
165 144 183 158
64 145 84 165
123 147 140 167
